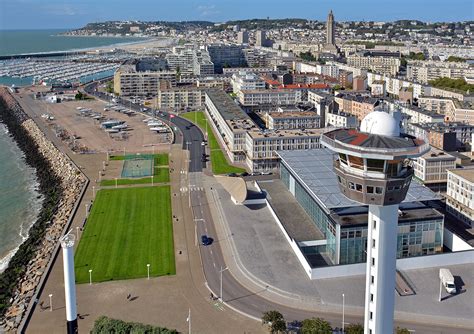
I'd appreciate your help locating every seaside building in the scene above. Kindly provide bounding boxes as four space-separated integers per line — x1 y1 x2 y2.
446 168 474 227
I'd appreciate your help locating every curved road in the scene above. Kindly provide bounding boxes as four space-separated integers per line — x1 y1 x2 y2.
84 82 471 334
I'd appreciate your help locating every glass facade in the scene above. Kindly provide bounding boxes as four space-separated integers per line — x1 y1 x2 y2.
397 220 443 258
339 227 368 264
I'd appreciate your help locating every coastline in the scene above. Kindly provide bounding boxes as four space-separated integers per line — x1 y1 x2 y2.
0 87 86 331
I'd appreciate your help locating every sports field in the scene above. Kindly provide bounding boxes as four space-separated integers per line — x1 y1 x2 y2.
74 186 175 283
182 112 246 175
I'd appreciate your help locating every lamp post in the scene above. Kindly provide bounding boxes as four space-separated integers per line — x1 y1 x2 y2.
219 266 228 303
92 186 96 198
49 294 53 312
342 293 345 332
76 226 79 240
85 204 89 218
89 269 92 285
98 170 101 183
115 178 118 188
439 278 443 302
147 264 150 280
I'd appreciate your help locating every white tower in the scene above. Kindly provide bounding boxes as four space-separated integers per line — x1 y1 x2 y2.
321 111 429 334
60 233 78 334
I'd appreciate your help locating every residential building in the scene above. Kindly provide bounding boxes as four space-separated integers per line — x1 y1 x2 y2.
238 89 302 108
407 60 474 84
353 75 368 91
371 80 386 96
413 148 457 191
231 72 266 94
338 70 353 88
156 87 205 110
418 96 474 124
446 168 474 227
325 110 358 128
256 30 268 47
367 73 425 99
206 44 246 73
237 31 249 44
266 112 321 130
334 93 380 121
347 51 401 76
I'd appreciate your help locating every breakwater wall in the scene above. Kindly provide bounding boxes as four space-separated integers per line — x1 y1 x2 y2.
0 87 86 331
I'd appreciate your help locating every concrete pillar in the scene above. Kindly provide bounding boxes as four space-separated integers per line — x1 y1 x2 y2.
364 204 398 334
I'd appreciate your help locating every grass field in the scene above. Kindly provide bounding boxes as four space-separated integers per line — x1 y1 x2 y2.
74 186 175 283
182 112 246 175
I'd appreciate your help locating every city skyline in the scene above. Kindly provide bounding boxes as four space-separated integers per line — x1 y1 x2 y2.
1 0 473 30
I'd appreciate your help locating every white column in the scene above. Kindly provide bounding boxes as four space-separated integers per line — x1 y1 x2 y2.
364 204 398 334
61 234 78 334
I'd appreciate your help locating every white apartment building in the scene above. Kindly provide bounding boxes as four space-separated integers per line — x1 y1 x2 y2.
347 54 401 76
238 89 302 107
383 100 444 124
245 128 324 172
418 96 474 123
293 62 339 78
231 72 266 94
446 168 474 227
407 60 474 84
157 87 205 110
367 73 424 99
266 112 321 130
325 111 358 128
413 148 456 190
326 61 368 77
205 90 257 162
113 65 176 97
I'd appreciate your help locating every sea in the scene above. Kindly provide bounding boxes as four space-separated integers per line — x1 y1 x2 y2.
0 29 146 271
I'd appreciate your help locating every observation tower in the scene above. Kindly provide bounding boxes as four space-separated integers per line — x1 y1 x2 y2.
321 111 429 334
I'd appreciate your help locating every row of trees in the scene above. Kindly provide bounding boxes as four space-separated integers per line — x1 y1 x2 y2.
262 310 410 334
429 77 474 94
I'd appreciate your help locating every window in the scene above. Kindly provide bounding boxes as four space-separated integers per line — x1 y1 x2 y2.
372 239 376 248
356 184 363 192
348 155 364 169
367 186 374 193
375 187 383 194
371 275 374 284
370 293 374 302
367 159 385 172
370 312 373 320
373 220 377 229
339 153 348 164
371 257 375 266
349 182 356 190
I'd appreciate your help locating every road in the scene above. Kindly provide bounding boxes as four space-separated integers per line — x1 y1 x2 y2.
84 81 472 334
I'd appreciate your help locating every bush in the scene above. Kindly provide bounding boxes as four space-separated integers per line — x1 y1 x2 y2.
261 310 286 333
345 323 364 334
91 316 178 334
301 317 332 334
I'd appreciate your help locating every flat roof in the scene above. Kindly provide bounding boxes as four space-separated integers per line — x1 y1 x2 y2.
269 112 320 119
449 167 474 183
277 148 440 210
205 90 250 121
247 128 326 139
257 180 325 241
421 147 456 161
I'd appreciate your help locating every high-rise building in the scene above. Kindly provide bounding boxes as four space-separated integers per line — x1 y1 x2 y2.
237 31 249 44
321 111 429 334
326 10 335 46
256 30 267 47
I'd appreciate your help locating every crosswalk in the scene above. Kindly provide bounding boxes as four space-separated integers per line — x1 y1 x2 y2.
180 186 204 192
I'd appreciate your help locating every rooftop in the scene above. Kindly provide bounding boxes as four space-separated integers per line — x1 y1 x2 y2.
448 167 474 183
268 111 320 119
277 148 440 210
420 147 456 161
247 128 326 139
205 90 250 121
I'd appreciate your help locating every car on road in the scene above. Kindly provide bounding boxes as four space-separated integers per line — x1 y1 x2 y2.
201 141 206 146
262 171 273 175
240 172 249 177
251 172 262 176
201 235 213 246
227 173 238 177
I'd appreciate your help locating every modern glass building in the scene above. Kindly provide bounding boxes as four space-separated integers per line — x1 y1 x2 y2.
277 149 444 266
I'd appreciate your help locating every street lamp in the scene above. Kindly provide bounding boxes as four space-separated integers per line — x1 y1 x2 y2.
342 293 345 332
92 186 96 198
115 178 118 188
147 264 150 280
89 269 92 285
219 266 228 303
76 226 79 240
49 294 53 312
85 204 89 218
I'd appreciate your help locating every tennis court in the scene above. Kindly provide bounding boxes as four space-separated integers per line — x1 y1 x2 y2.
121 157 154 178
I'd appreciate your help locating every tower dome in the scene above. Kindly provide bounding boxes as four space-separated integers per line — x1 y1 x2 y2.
360 111 400 137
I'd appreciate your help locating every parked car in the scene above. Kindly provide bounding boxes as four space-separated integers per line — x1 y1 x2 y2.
227 173 238 177
240 172 249 177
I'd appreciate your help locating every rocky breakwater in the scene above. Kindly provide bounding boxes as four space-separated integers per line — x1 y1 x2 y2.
0 87 86 332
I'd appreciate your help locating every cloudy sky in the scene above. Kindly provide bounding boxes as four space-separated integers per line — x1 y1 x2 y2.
0 0 472 30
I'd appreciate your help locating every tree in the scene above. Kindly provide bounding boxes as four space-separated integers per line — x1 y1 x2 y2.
396 327 411 334
262 310 286 333
345 323 364 334
75 91 84 100
301 317 332 334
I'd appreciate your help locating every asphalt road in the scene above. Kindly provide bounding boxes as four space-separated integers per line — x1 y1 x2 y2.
84 82 472 334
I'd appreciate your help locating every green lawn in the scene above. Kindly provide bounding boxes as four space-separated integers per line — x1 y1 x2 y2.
74 186 175 283
100 167 170 186
182 112 246 175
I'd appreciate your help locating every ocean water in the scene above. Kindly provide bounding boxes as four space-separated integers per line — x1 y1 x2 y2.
0 29 145 56
0 123 42 272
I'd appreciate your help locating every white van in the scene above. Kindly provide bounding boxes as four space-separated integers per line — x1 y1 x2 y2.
439 268 456 294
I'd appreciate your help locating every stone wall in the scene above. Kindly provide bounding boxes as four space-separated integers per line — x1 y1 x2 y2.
0 88 86 331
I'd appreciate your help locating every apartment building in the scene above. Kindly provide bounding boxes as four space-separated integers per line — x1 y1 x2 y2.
334 93 380 121
204 90 257 163
325 110 358 128
157 87 205 110
113 63 176 97
245 128 324 172
231 72 266 94
367 73 424 99
347 51 401 76
266 112 321 130
418 96 474 124
238 89 302 107
407 60 474 84
407 122 474 151
383 100 444 124
446 168 474 227
371 80 386 96
413 148 456 191
206 44 246 73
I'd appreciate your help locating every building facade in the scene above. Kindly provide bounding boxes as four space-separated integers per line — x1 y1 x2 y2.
446 168 474 227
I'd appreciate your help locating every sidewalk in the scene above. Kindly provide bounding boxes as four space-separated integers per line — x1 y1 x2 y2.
202 175 474 328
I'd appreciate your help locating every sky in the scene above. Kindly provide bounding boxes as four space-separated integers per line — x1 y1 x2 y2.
0 0 473 30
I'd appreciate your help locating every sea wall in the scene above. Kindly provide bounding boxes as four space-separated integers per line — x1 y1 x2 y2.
0 87 86 331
